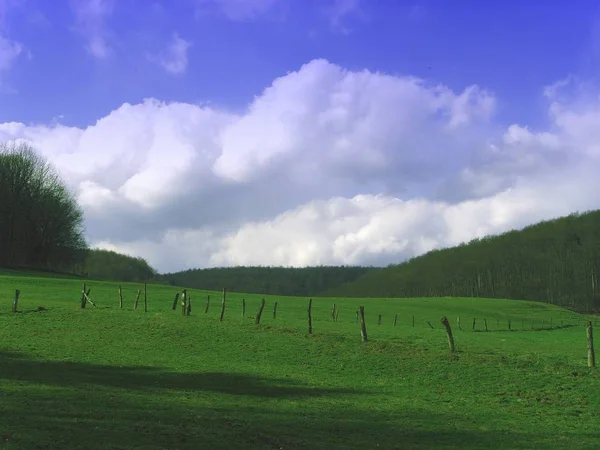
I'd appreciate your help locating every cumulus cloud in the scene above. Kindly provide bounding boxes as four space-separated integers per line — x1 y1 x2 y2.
1 59 599 272
70 0 114 59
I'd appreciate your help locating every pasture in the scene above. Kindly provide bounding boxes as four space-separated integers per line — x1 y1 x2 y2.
0 272 599 449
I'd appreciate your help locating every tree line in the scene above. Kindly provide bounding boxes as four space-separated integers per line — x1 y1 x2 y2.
0 143 156 283
324 210 600 312
0 143 87 271
158 265 377 297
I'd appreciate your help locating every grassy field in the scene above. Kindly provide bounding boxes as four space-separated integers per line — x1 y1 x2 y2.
0 272 599 450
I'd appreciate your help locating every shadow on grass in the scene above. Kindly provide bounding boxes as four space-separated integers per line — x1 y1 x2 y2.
0 351 362 398
0 381 598 450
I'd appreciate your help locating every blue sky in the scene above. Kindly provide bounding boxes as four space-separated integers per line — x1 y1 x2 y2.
3 0 600 271
2 0 599 128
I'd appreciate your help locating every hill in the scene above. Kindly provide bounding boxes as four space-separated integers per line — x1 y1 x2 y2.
325 210 600 312
83 249 157 282
0 271 598 449
158 265 376 296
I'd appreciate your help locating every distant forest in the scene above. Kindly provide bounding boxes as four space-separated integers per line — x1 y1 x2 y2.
157 266 377 297
325 210 600 312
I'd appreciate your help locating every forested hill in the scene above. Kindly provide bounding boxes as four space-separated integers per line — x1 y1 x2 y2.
158 266 377 297
84 249 157 282
325 210 600 312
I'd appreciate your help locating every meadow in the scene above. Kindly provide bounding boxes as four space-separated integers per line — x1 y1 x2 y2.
0 272 599 449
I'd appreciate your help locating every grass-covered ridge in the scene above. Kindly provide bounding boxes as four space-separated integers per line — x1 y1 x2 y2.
1 272 599 449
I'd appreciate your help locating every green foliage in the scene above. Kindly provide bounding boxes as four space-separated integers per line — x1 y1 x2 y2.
83 249 157 282
0 142 87 271
327 210 600 312
0 272 598 449
158 265 376 296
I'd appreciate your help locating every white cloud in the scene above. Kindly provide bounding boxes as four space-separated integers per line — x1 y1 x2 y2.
151 33 191 75
1 59 599 272
0 34 21 72
326 0 363 34
70 0 114 59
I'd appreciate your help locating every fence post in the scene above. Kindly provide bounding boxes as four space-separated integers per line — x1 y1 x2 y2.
587 321 596 368
273 301 278 320
205 295 210 314
144 282 148 313
220 288 226 322
80 283 87 309
331 303 336 322
378 314 382 325
172 292 180 310
134 289 141 310
186 293 192 316
307 298 313 334
472 318 476 331
255 299 266 324
242 298 246 317
12 289 20 312
119 286 123 309
393 314 398 327
441 316 455 353
457 317 461 330
180 289 187 316
359 306 368 343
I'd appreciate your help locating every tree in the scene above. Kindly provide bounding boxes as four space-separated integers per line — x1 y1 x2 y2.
0 142 88 270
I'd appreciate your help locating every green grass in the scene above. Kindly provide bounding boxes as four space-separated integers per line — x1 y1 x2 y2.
0 273 599 449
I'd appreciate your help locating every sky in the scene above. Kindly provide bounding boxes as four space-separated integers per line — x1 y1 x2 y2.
2 0 600 273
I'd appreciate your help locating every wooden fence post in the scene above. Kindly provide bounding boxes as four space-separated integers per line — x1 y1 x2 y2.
393 314 398 327
412 315 415 327
441 316 455 353
378 314 382 325
242 298 246 317
12 289 20 312
335 309 339 322
220 288 226 322
508 319 511 330
587 321 596 368
472 318 476 331
331 303 336 322
359 306 368 343
172 292 180 310
119 286 123 309
484 319 488 332
273 301 278 320
144 283 148 313
134 289 141 310
307 298 313 334
180 290 187 316
255 299 266 324
186 293 192 316
205 295 210 314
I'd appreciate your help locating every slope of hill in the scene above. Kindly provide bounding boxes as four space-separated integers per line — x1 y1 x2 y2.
83 249 157 282
325 210 600 312
158 265 377 296
0 271 598 449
